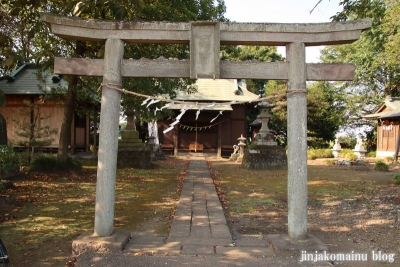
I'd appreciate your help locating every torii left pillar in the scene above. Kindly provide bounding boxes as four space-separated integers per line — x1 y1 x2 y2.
72 39 130 255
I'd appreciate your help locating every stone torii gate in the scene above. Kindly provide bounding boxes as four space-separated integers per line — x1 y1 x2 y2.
41 13 370 250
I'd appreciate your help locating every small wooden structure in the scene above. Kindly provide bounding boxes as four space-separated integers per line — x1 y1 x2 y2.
0 63 91 152
364 96 400 158
158 79 258 157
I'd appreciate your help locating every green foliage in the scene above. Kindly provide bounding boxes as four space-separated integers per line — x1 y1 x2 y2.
307 149 334 160
0 143 19 175
338 135 357 149
366 151 376 158
221 46 284 96
30 154 82 172
321 0 400 133
265 81 346 148
325 159 335 166
385 156 394 163
393 173 400 185
340 149 358 160
374 160 389 171
0 181 4 191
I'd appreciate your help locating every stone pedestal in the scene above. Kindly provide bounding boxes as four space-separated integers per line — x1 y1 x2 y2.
72 230 131 256
243 102 287 169
117 110 151 168
242 145 287 169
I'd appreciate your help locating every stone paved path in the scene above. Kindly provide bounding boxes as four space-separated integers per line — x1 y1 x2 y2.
124 155 274 257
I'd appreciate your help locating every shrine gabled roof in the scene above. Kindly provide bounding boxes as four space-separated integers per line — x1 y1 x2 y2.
0 64 67 95
363 96 400 120
173 79 258 102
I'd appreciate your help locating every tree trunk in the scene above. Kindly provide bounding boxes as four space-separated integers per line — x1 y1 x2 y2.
57 41 84 163
57 75 78 163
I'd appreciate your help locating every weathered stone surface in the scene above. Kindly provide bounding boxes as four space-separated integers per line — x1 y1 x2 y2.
55 57 356 81
120 130 139 139
72 230 131 256
117 147 151 169
41 13 371 46
242 145 287 170
94 38 124 237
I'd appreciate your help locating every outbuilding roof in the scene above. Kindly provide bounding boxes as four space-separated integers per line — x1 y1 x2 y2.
0 63 67 95
363 96 400 120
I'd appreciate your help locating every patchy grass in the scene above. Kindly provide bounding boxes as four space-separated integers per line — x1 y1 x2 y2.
0 157 188 267
208 159 395 219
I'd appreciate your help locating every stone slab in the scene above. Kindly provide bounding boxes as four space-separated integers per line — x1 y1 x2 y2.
72 230 131 256
190 225 211 238
128 236 166 244
216 246 275 257
167 237 232 246
211 224 231 239
267 234 329 255
124 241 181 255
182 244 215 255
235 237 271 247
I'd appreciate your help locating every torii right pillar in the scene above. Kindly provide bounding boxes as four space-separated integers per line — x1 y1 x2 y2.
286 42 308 240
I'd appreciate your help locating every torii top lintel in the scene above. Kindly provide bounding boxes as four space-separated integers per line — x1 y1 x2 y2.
40 13 371 81
41 13 371 46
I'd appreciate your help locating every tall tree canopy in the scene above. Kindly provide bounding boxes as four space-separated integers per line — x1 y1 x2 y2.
320 0 399 132
265 80 346 148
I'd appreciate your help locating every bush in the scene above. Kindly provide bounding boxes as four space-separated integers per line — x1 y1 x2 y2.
0 144 20 175
307 149 334 159
30 154 82 172
374 160 389 171
385 156 394 163
366 151 376 158
393 173 400 185
325 159 335 166
339 149 358 160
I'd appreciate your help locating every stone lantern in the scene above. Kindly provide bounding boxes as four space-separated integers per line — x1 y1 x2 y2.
117 109 151 168
242 101 287 170
254 101 277 146
331 138 342 158
237 134 247 163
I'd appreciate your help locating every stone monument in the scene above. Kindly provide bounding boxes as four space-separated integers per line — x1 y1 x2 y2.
331 138 342 158
353 134 367 159
242 102 287 169
117 110 151 168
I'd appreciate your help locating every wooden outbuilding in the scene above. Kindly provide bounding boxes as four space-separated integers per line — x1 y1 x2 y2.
158 79 258 157
364 96 400 158
0 63 91 153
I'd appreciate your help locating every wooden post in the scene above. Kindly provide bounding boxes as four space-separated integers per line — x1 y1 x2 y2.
94 39 124 237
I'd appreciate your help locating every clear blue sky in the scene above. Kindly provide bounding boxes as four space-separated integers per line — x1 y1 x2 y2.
223 0 343 62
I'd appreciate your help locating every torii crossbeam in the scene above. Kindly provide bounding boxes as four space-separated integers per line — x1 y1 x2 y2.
40 13 370 250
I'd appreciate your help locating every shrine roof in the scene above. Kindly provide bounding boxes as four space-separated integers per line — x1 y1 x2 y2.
174 79 258 102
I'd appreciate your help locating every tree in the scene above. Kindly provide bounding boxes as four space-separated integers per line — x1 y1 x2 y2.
14 95 58 164
221 46 283 95
320 0 399 134
265 80 347 148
